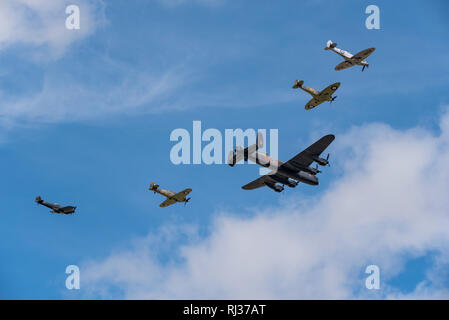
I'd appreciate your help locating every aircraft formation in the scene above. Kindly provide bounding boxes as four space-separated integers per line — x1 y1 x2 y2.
36 40 375 211
224 40 375 194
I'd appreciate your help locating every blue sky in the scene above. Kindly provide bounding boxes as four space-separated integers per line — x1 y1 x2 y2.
1 0 449 299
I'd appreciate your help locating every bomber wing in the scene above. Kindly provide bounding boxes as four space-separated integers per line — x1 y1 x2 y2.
160 198 177 208
335 60 354 71
351 48 375 62
172 188 192 202
242 175 271 190
280 134 335 172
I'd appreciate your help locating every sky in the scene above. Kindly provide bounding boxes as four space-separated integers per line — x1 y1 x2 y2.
1 0 449 299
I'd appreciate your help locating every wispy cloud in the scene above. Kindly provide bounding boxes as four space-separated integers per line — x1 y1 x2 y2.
80 108 449 299
0 67 189 126
0 50 291 140
0 0 105 59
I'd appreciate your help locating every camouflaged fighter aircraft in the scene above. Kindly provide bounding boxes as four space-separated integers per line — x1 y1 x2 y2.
325 40 375 71
292 80 340 110
35 195 76 214
149 182 192 207
228 133 334 192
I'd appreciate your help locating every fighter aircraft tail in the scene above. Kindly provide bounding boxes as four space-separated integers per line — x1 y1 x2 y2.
325 40 337 50
292 80 304 89
149 182 159 192
35 195 43 204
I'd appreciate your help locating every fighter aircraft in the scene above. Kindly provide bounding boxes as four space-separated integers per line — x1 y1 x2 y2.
292 80 340 110
228 134 334 192
324 40 375 71
149 182 192 207
35 196 76 214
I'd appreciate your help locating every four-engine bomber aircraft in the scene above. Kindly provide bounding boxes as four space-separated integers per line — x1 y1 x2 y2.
149 182 192 207
325 40 375 71
35 196 76 214
228 134 334 192
292 80 340 110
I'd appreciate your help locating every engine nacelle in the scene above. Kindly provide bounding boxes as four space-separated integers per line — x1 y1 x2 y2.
286 178 299 188
270 175 298 188
265 182 284 193
304 166 321 175
313 156 329 166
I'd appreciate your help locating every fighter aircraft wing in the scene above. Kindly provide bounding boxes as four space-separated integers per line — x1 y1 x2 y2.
305 97 321 110
172 188 192 202
60 206 76 213
318 82 340 100
242 175 271 190
334 60 354 71
280 134 335 172
160 198 177 208
351 48 375 62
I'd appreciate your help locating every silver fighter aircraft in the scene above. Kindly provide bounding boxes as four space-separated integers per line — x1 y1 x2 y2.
325 40 375 71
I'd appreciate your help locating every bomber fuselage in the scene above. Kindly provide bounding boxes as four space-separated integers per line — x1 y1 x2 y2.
247 152 319 186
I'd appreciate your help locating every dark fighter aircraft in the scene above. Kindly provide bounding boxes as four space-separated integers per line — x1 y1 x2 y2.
228 134 334 192
35 196 77 214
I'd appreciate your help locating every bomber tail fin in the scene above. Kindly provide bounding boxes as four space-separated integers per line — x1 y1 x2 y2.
325 40 337 50
227 150 237 167
256 131 263 150
227 132 264 166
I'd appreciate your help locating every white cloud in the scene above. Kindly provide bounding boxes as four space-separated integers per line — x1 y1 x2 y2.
0 0 104 58
81 108 449 299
